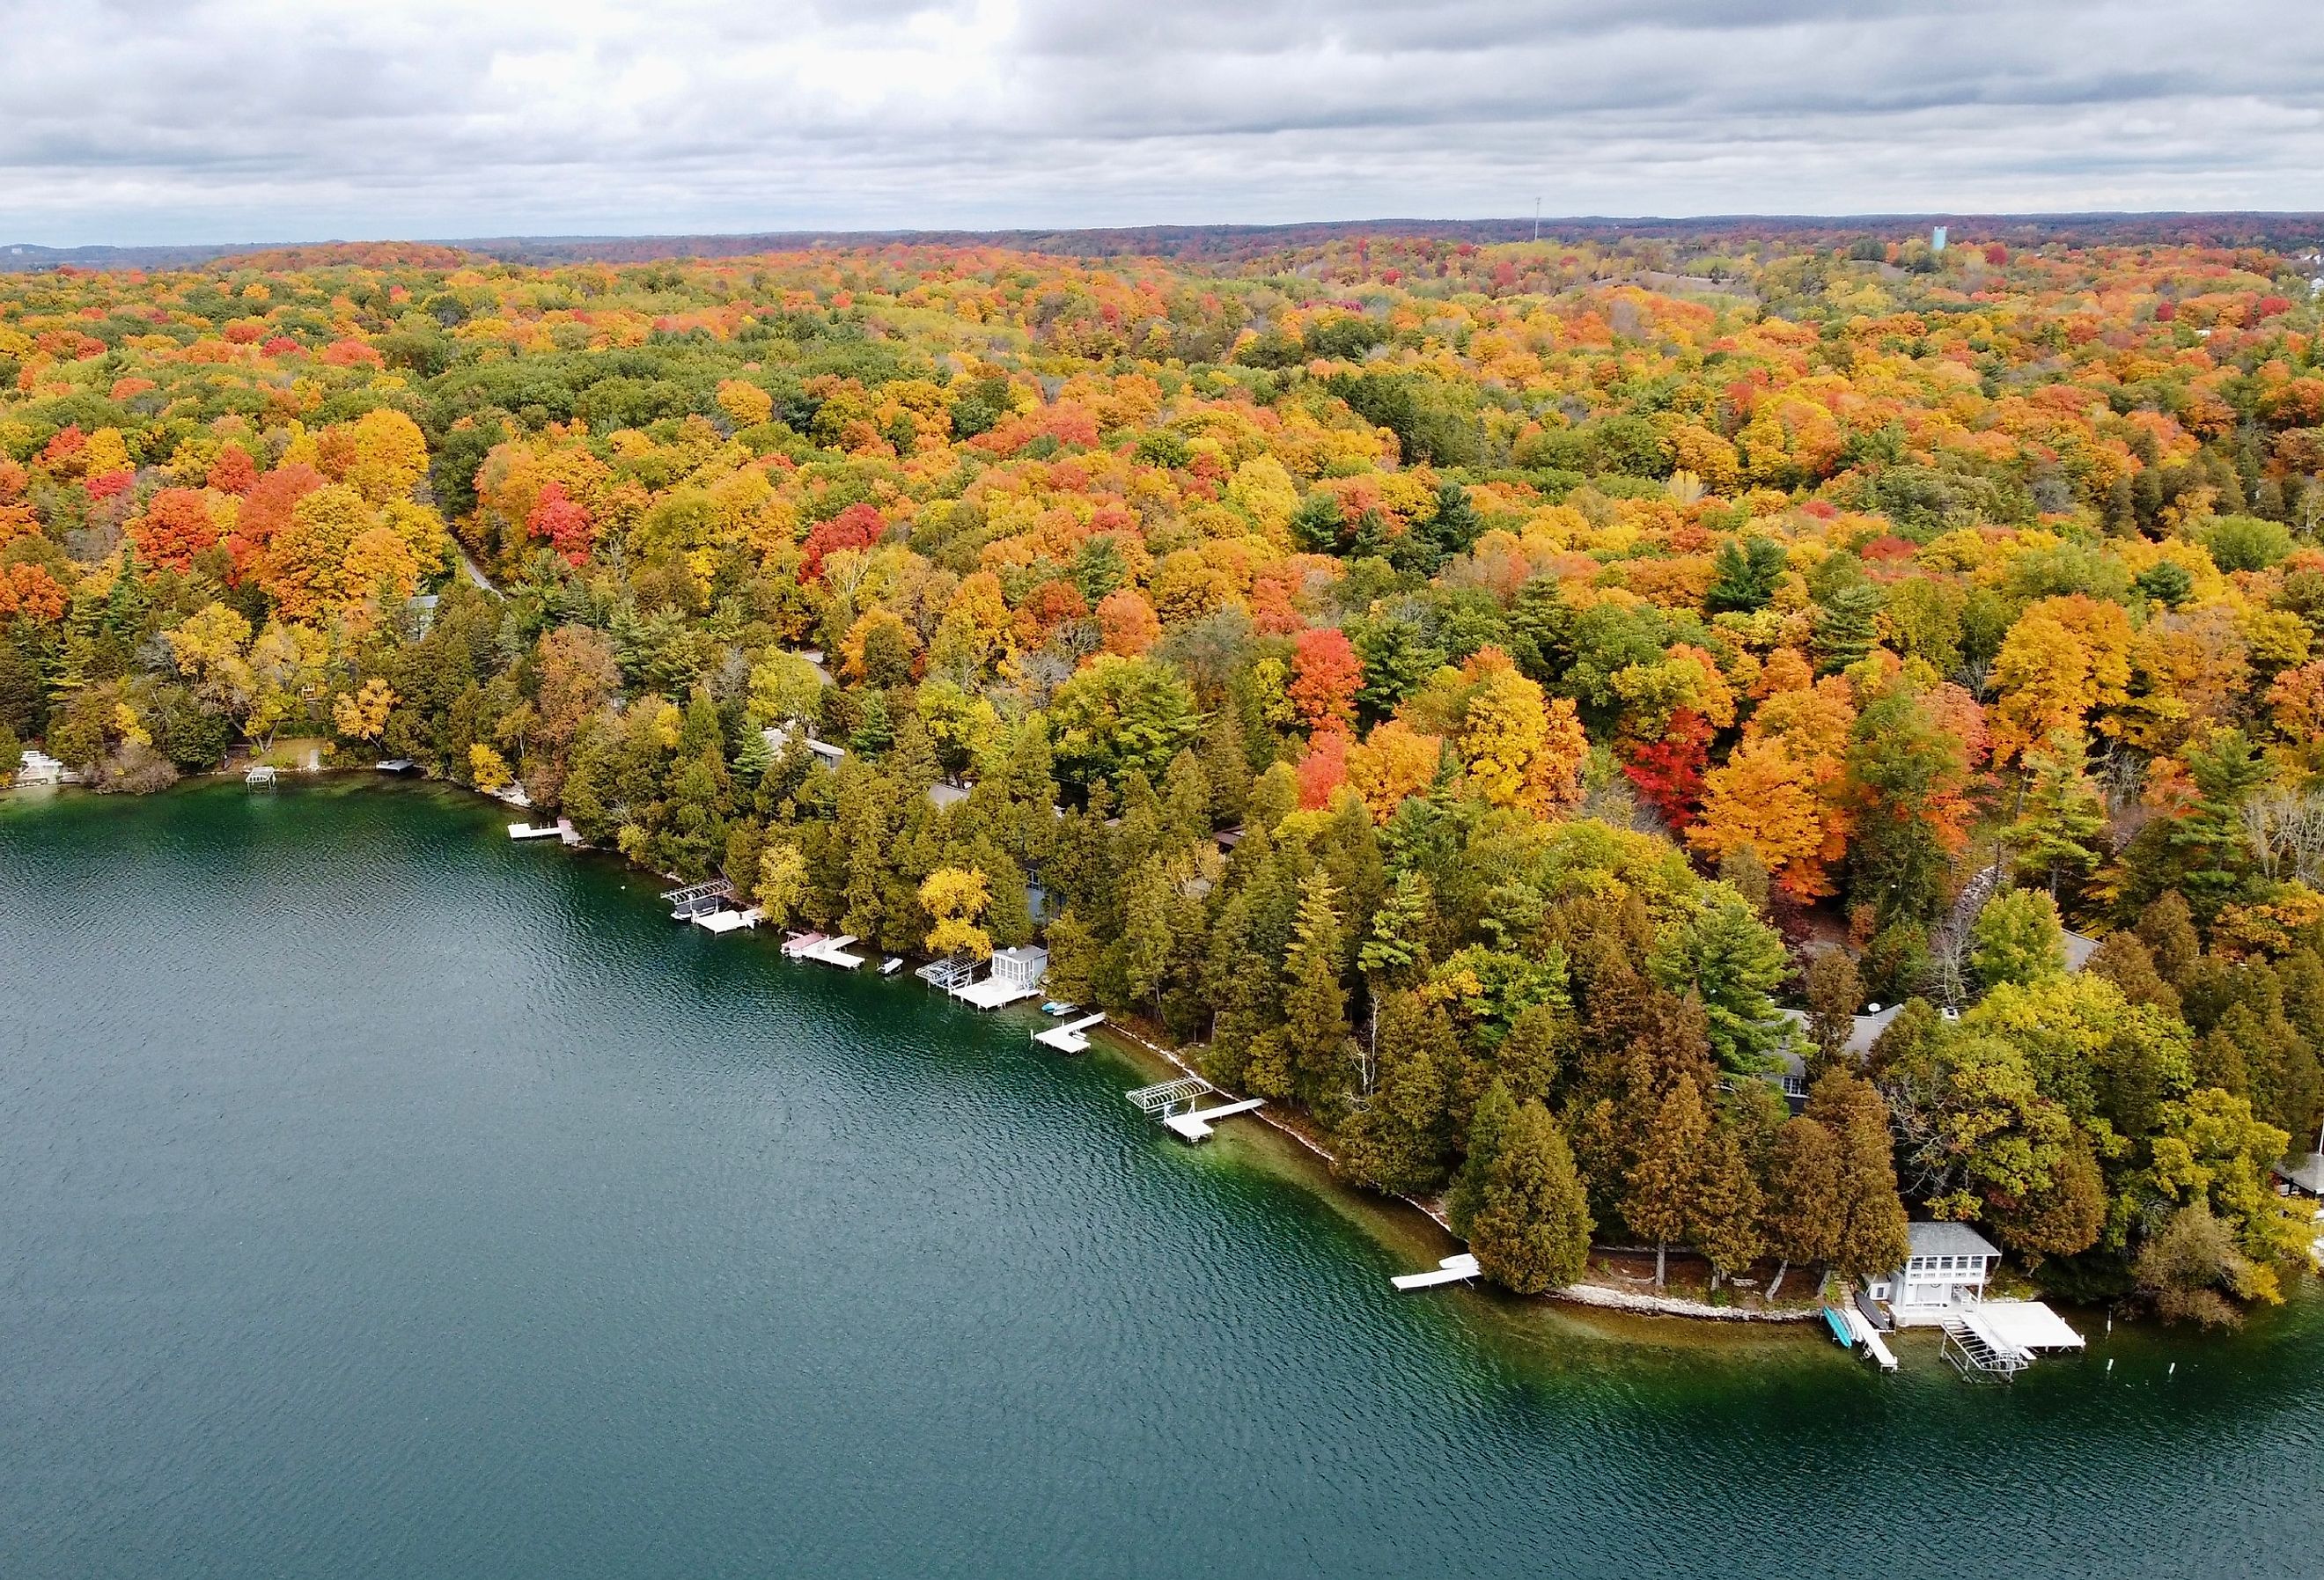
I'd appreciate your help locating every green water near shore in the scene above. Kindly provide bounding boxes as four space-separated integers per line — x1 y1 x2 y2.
4 780 2319 1578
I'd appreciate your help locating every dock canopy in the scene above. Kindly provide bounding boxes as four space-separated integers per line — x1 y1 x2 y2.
1974 1300 2085 1354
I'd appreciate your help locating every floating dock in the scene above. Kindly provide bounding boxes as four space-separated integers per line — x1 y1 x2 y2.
1162 1096 1267 1143
691 908 761 935
1033 1012 1106 1054
1392 1253 1482 1291
508 821 563 841
787 932 867 969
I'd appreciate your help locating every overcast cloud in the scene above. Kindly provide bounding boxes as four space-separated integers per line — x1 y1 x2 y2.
3 0 2320 245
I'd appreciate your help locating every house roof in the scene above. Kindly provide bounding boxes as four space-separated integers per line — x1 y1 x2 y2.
993 944 1048 966
1908 1220 2001 1260
2274 1152 2324 1194
927 781 970 809
2063 930 2101 972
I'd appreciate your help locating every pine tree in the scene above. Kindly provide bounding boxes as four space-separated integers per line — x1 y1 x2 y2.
2011 729 2106 897
1625 1076 1710 1288
1804 949 1863 1076
2135 891 2202 986
1468 1100 1594 1294
1335 991 1454 1196
1492 1001 1562 1110
1282 871 1352 1119
1760 1115 1842 1300
1812 582 1884 673
1807 1072 1912 1282
1688 1119 1765 1291
1447 1078 1517 1238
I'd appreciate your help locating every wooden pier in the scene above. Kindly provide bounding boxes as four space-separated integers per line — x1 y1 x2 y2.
1162 1097 1267 1143
1033 1012 1106 1054
1123 1076 1264 1143
1392 1253 1482 1291
784 931 867 968
691 908 761 935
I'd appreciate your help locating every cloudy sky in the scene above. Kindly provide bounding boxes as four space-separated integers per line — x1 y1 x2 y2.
4 0 2320 245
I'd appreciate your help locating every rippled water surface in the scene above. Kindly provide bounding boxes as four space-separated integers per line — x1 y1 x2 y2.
4 782 2320 1578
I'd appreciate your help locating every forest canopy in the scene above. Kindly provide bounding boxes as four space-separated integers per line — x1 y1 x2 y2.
6 227 2322 1317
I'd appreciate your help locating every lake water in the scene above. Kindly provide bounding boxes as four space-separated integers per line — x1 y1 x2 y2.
4 781 2320 1579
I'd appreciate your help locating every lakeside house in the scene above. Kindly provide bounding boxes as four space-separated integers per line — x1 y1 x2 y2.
1869 1221 2002 1326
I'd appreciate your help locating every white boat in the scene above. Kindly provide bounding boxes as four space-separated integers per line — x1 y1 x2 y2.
880 957 905 976
1041 1000 1078 1017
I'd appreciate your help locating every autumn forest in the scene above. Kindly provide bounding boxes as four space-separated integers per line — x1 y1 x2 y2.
5 229 2323 1325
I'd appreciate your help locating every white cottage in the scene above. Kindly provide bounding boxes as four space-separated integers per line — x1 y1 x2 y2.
1871 1221 2002 1326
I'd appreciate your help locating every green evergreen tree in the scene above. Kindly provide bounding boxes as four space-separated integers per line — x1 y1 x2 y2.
2135 891 2202 986
1649 889 1790 1075
1760 1114 1842 1300
1336 991 1455 1196
1468 1099 1593 1294
1625 1076 1709 1288
1804 950 1863 1077
1687 1119 1765 1291
2010 728 2107 897
1282 871 1352 1119
1812 581 1884 673
1806 1072 1913 1282
1446 1077 1517 1238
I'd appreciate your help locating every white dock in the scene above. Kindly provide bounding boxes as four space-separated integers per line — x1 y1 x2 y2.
1842 1304 1900 1371
792 932 867 969
508 821 562 840
1392 1253 1482 1291
1033 1013 1106 1054
1162 1096 1266 1143
691 908 761 935
952 975 1041 1010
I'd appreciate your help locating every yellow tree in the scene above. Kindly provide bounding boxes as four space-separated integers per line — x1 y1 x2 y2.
716 379 775 428
246 621 332 746
332 678 398 741
1346 719 1444 824
920 866 993 960
756 841 808 928
1988 595 2134 762
164 603 257 720
469 743 513 792
1454 648 1588 814
325 409 429 504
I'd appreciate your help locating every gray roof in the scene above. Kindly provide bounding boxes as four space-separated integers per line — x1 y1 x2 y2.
2275 1152 2324 1195
2063 930 2101 972
1908 1220 2001 1260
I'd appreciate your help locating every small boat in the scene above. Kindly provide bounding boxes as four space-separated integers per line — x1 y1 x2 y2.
374 759 417 774
880 957 905 976
1041 1000 1078 1017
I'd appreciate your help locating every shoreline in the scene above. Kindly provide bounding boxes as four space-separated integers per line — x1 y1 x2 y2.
3 767 1890 1336
1085 1013 1822 1325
